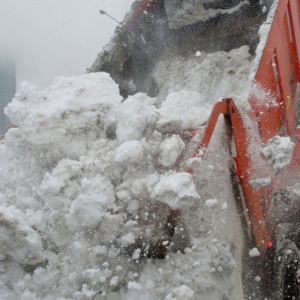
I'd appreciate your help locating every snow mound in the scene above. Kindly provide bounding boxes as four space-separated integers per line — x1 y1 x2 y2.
0 2 292 298
0 72 243 299
5 73 122 160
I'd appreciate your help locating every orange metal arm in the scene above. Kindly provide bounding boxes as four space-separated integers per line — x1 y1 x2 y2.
198 99 231 157
228 100 271 251
192 98 271 251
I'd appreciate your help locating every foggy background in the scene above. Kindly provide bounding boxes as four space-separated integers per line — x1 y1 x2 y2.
0 0 135 88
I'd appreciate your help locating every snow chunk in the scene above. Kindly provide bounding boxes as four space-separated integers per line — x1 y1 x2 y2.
205 199 219 208
158 135 185 167
127 281 142 290
5 73 122 160
131 173 160 198
250 177 271 188
255 275 261 282
132 248 142 260
249 247 260 257
114 140 146 165
116 93 158 143
120 232 136 247
221 203 228 210
152 172 200 210
262 135 294 173
0 206 44 264
157 90 212 132
65 175 116 230
165 285 195 300
110 276 119 286
208 242 236 273
38 159 82 197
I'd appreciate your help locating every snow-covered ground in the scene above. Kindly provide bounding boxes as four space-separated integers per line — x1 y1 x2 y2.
0 1 296 299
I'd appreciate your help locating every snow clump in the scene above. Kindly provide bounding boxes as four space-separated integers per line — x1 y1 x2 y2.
262 135 295 174
249 247 261 257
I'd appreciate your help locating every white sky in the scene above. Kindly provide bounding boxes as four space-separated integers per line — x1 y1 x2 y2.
0 0 135 88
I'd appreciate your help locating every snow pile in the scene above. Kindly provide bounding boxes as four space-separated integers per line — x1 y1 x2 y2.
0 72 244 299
